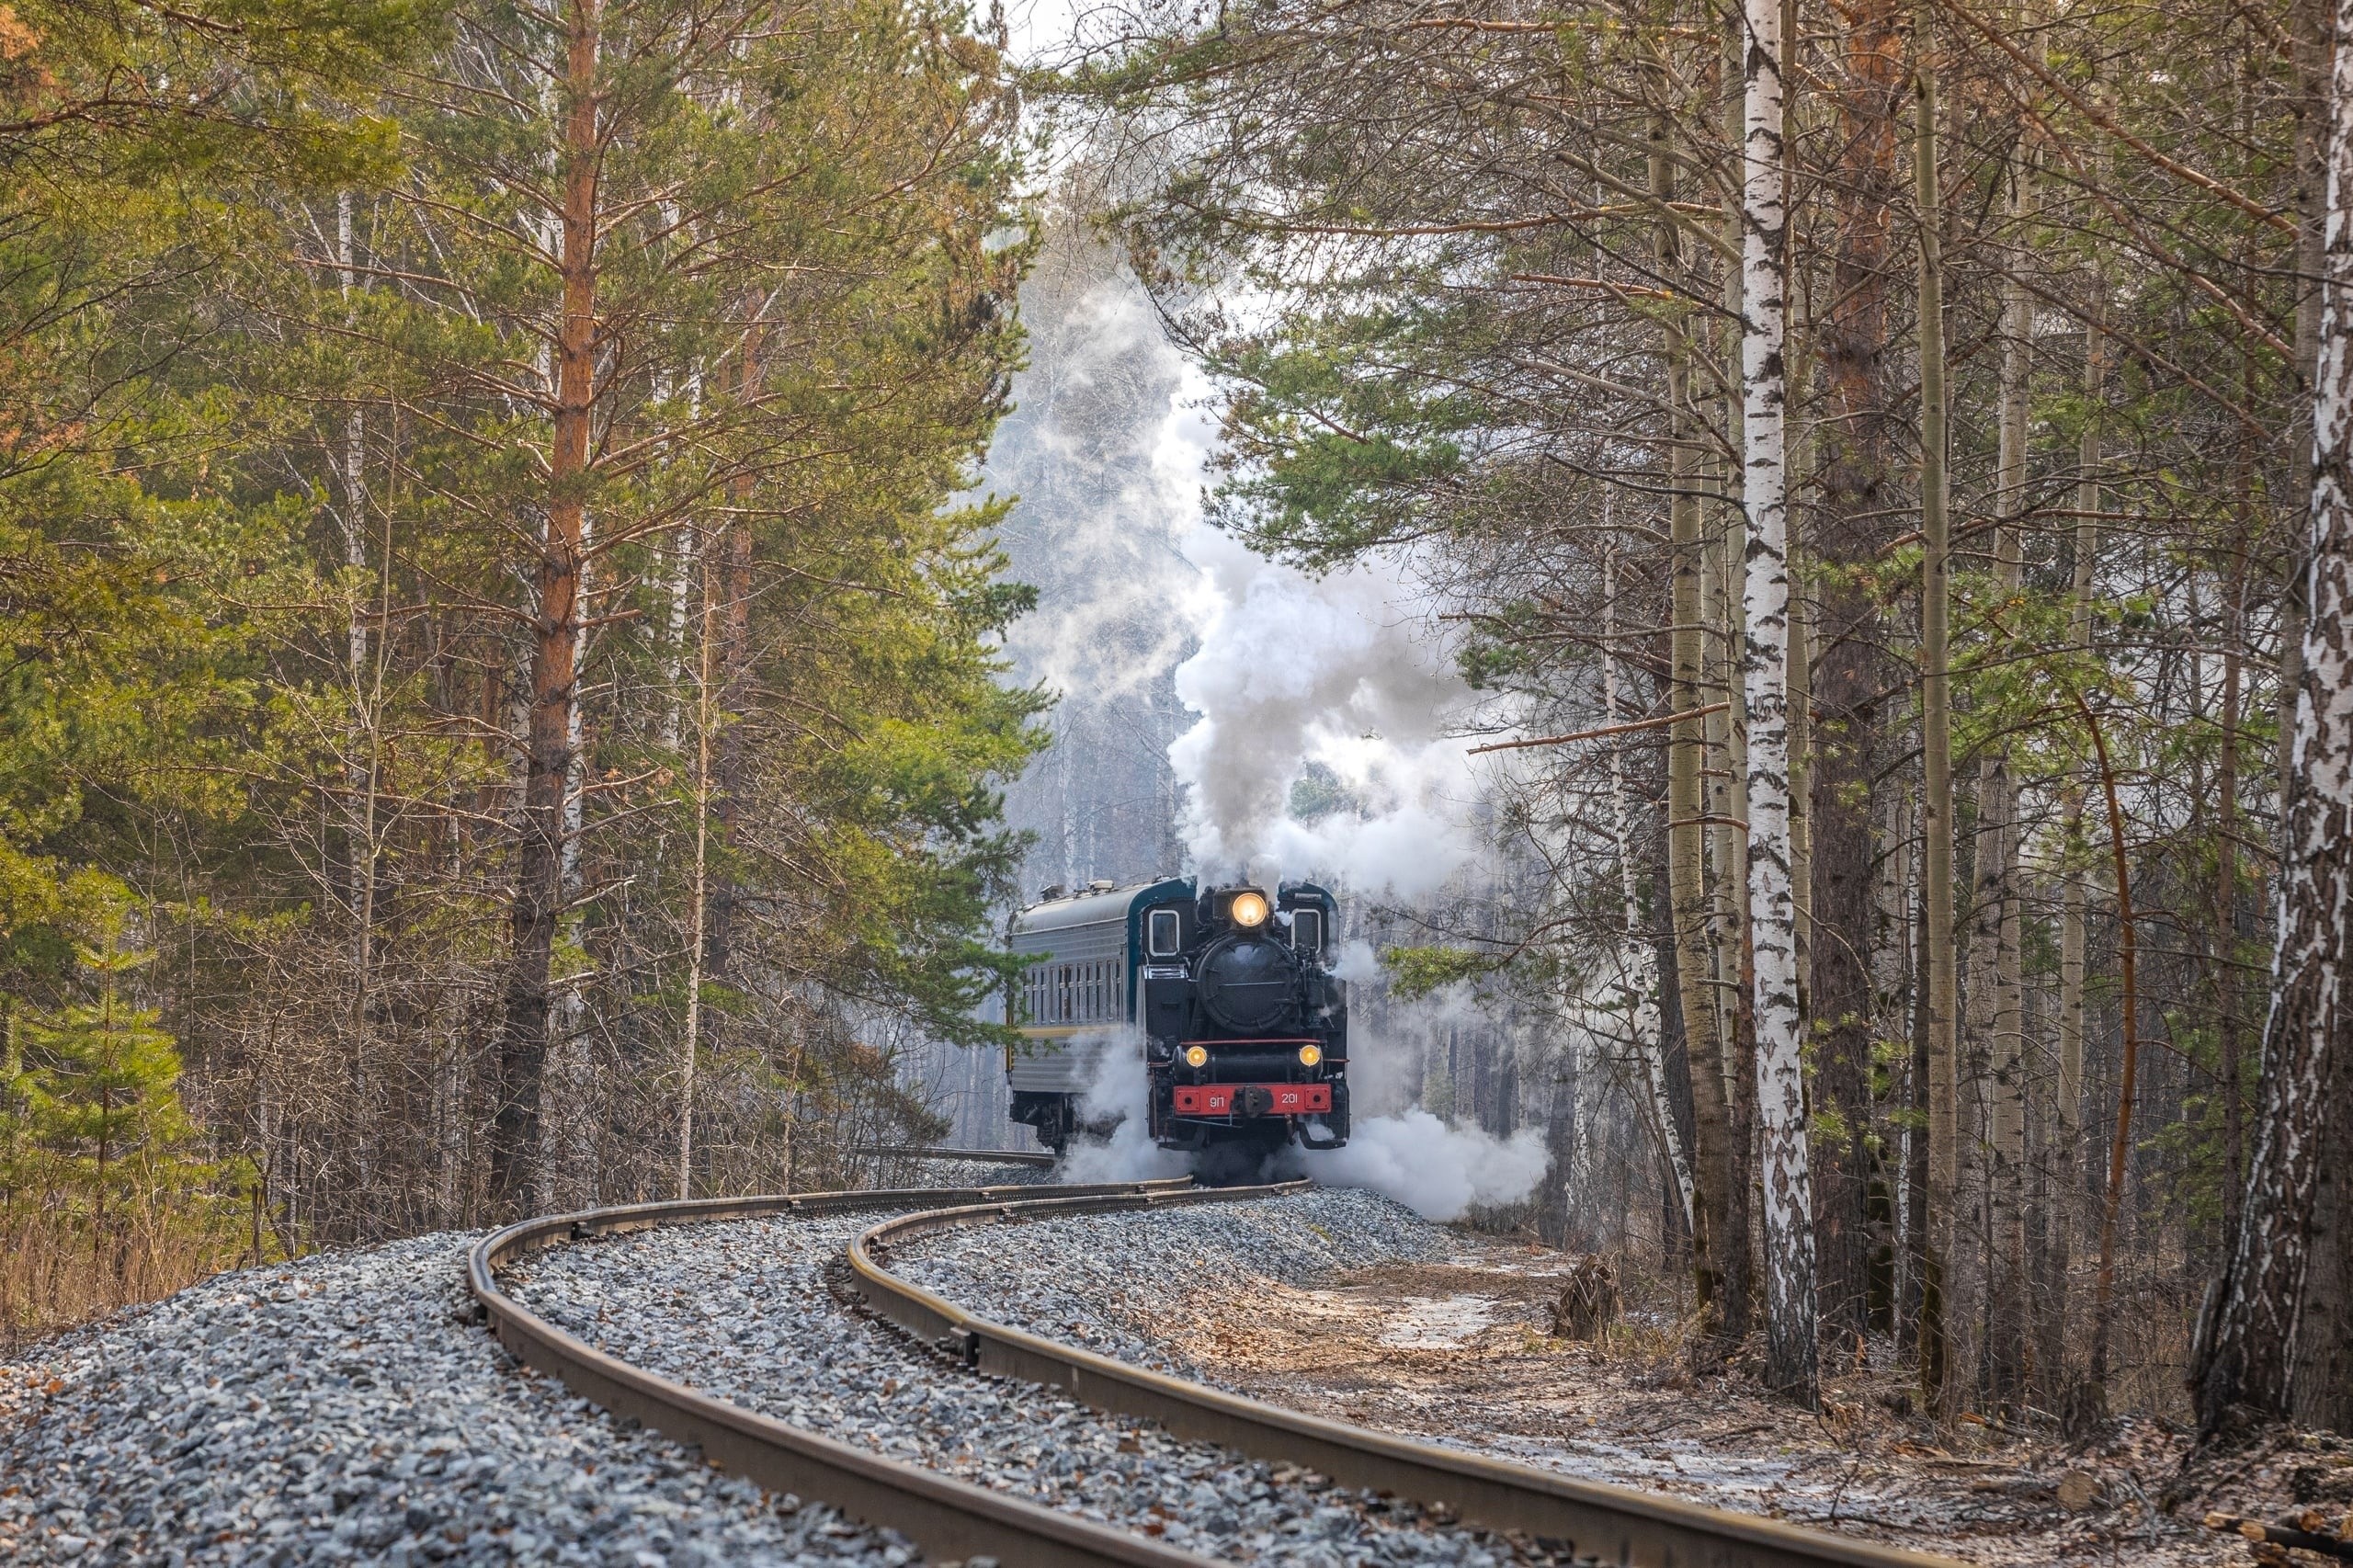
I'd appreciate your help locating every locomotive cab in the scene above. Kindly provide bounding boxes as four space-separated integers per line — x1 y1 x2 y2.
1006 878 1349 1155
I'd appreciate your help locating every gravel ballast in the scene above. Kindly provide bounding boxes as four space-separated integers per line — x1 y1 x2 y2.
506 1187 1525 1566
0 1234 911 1567
893 1186 1448 1383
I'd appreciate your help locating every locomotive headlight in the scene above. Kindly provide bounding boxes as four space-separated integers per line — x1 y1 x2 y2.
1297 1043 1323 1068
1229 890 1269 928
1182 1044 1210 1068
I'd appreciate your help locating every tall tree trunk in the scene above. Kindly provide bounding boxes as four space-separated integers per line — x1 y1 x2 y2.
1782 0 1811 1035
335 188 382 1212
2194 0 2353 1435
1740 0 1817 1404
1914 0 1960 1414
2215 545 2247 1247
1973 142 2034 1413
1813 0 1904 1344
2288 0 2353 1435
2081 701 2143 1421
1608 542 1697 1233
1881 778 1919 1333
1655 103 1751 1342
2043 279 2104 1408
1704 489 1762 1328
679 529 718 1199
708 315 763 983
1712 39 1760 1289
494 0 600 1218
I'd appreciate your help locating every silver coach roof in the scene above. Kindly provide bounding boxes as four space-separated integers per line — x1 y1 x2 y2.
1007 878 1191 938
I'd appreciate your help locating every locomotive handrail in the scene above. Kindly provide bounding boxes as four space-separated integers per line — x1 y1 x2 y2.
848 1187 1971 1568
467 1176 1213 1568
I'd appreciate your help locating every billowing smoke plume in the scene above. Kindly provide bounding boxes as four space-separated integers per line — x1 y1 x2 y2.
1168 528 1486 898
970 221 1550 1219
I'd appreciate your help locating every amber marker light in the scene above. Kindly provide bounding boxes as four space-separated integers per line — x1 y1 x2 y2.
1229 890 1269 927
1297 1043 1323 1067
1182 1044 1210 1068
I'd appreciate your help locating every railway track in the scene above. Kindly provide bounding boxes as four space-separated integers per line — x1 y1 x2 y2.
469 1154 1965 1568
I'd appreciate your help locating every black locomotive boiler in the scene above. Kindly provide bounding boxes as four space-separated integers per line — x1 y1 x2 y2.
1006 878 1349 1154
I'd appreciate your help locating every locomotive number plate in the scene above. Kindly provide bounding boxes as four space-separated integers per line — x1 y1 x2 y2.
1173 1083 1333 1116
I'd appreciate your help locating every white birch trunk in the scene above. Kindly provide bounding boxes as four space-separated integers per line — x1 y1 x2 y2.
2195 0 2353 1426
659 367 704 753
337 191 369 678
2049 280 2102 1399
1737 0 1818 1404
679 533 720 1200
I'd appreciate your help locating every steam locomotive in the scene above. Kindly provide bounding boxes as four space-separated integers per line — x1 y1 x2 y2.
1006 878 1350 1154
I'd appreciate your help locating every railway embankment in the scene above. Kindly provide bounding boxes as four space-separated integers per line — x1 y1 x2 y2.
0 1233 906 1565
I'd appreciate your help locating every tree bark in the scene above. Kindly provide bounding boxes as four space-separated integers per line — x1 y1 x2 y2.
2042 277 2104 1409
1740 0 1817 1405
1914 0 1959 1415
1973 142 2034 1413
1656 101 1752 1343
2194 0 2353 1435
678 528 718 1200
1813 0 1905 1345
494 0 600 1219
707 320 762 984
2081 699 2143 1421
2289 0 2353 1435
1608 543 1697 1234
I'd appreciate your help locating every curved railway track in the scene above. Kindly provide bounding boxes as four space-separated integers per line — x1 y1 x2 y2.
469 1156 1964 1568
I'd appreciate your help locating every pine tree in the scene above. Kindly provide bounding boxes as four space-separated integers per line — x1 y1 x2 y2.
2 915 235 1332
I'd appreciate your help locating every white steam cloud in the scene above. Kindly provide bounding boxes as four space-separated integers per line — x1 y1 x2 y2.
1060 1027 1191 1184
993 264 1203 707
1299 967 1551 1221
1168 527 1485 898
1301 1110 1549 1223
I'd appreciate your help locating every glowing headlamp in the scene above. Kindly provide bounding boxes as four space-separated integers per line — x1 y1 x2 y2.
1228 890 1269 928
1182 1044 1210 1068
1297 1044 1323 1067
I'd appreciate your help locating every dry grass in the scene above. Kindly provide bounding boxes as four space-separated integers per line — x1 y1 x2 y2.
0 1199 267 1357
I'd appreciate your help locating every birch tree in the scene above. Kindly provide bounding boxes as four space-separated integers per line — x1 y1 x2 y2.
1738 0 1817 1404
2194 0 2353 1433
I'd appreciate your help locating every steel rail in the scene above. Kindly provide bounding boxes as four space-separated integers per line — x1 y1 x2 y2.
852 1143 1060 1168
848 1188 1970 1568
468 1177 1220 1568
